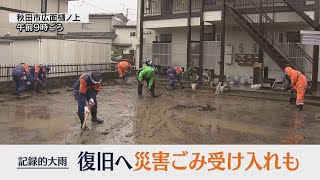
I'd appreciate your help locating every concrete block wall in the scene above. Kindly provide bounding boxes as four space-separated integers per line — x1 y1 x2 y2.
0 72 120 94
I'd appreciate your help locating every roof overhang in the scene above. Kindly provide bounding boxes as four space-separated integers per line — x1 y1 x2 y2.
112 43 132 47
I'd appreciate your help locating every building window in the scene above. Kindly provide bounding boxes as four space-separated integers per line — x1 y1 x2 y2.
279 31 300 43
252 43 258 54
239 43 244 53
287 31 301 43
216 33 221 41
279 33 285 43
82 23 93 29
204 33 214 41
130 32 136 37
205 0 216 5
160 34 172 43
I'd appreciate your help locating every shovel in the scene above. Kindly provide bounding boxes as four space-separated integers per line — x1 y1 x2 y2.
81 105 92 135
289 89 296 105
144 82 162 97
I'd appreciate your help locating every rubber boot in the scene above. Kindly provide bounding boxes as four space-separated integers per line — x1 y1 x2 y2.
91 112 104 124
297 105 303 111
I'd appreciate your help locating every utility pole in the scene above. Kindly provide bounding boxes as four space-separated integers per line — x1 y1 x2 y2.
126 8 129 18
139 0 144 68
199 0 204 85
41 0 48 13
187 0 192 69
220 0 226 83
258 0 264 64
120 3 126 15
312 0 320 91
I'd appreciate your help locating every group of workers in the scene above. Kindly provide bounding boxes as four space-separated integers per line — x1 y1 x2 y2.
72 58 185 131
71 59 308 132
12 59 306 133
12 63 50 96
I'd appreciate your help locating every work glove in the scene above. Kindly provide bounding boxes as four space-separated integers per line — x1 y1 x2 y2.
89 98 95 106
84 106 90 114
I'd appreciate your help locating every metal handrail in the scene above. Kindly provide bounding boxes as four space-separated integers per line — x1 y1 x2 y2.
230 0 313 78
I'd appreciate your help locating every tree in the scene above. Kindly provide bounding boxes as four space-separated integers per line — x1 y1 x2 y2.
111 47 122 61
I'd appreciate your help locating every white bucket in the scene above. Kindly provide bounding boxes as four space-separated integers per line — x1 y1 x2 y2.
191 83 197 91
250 84 262 90
209 81 214 87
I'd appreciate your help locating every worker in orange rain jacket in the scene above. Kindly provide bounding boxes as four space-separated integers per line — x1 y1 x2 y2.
12 63 32 96
284 66 307 111
30 64 50 93
73 71 104 130
117 60 132 82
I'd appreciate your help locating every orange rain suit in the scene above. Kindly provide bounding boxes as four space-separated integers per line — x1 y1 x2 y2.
117 61 132 78
284 67 307 106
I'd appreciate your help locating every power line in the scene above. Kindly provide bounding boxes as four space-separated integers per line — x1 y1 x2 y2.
82 1 118 14
75 0 136 17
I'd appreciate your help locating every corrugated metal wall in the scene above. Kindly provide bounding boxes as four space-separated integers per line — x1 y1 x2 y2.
0 39 112 65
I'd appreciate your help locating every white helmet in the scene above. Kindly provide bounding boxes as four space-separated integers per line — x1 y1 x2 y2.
143 58 153 66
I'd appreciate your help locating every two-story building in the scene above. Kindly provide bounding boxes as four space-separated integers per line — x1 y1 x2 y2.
137 0 320 90
113 20 137 63
0 1 120 66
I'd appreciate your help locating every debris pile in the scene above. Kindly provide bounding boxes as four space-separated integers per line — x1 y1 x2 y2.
170 104 216 112
198 105 215 112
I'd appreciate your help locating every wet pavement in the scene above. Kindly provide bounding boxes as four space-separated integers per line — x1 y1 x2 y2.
0 78 320 144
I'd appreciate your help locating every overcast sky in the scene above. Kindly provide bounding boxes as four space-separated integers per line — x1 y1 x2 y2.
68 0 138 20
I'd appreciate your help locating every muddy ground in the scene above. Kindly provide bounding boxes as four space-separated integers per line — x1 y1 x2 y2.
0 78 320 144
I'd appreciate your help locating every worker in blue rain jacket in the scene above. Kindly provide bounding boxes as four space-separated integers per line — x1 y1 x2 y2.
73 71 104 131
167 66 184 89
12 63 32 96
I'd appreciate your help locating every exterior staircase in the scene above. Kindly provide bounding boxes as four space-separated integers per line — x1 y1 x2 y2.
226 0 314 81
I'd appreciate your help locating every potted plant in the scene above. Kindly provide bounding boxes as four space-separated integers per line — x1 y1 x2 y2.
187 66 198 91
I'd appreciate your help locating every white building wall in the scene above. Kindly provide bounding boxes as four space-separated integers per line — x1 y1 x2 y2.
113 27 137 46
0 0 68 36
0 0 41 12
144 11 314 29
143 23 317 80
64 18 113 34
